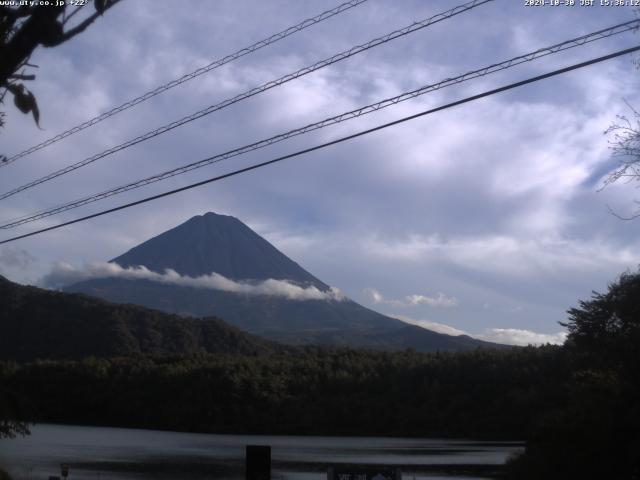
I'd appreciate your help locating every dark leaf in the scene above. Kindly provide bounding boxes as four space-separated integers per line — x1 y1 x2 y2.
26 90 40 127
11 85 30 114
40 20 64 47
11 85 40 127
95 0 106 14
5 83 23 97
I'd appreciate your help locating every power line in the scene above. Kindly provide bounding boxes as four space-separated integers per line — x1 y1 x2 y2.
2 44 637 246
2 19 638 230
0 0 494 201
0 0 371 168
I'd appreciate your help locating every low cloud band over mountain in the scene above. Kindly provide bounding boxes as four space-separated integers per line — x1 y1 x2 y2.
44 261 344 302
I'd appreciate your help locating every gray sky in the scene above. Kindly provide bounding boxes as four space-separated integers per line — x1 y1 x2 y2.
1 0 639 345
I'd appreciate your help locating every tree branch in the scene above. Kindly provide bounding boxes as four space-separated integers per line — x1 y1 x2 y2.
62 5 84 26
56 0 122 44
606 204 640 221
0 5 63 83
0 6 36 20
8 73 35 81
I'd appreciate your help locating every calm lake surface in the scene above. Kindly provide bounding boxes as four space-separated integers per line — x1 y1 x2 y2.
0 424 523 480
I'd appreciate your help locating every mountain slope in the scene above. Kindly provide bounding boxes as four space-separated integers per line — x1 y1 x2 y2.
112 212 327 288
70 277 493 351
0 275 278 361
66 212 502 352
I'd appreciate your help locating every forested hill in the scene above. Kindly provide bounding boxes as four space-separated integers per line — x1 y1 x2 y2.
0 275 279 361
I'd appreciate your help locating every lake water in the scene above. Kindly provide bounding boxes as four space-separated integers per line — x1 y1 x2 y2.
0 424 523 480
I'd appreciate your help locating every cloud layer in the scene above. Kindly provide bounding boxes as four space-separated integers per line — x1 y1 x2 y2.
393 315 467 336
477 328 567 346
42 262 345 302
1 1 638 340
0 246 35 269
394 314 566 346
365 288 458 307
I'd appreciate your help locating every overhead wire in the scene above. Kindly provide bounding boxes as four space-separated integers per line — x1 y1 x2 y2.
2 19 638 230
0 0 494 201
0 0 371 167
1 44 638 245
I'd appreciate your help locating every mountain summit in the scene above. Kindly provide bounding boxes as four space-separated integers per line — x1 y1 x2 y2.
67 212 500 352
112 212 327 288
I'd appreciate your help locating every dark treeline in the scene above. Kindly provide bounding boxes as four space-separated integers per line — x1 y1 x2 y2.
0 275 280 361
0 345 564 439
505 270 640 479
1 271 639 479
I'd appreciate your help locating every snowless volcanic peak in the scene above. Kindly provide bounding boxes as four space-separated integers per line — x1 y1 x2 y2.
111 212 327 289
65 212 503 352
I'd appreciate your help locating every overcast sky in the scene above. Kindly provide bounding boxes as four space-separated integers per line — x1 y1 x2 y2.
1 0 639 345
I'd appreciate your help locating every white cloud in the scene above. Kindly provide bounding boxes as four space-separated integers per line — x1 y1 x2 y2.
393 315 467 336
364 287 458 307
365 287 386 304
405 293 458 307
41 262 345 302
364 234 640 277
477 328 567 346
395 315 567 346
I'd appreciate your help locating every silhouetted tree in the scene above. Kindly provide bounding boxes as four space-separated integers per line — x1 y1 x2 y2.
562 269 640 374
0 0 121 134
507 270 640 479
604 106 640 219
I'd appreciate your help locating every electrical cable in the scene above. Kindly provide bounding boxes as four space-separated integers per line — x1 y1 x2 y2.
2 19 637 229
0 0 371 167
0 0 493 200
2 44 637 245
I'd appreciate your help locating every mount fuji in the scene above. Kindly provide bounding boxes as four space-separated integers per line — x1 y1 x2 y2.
64 212 498 352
